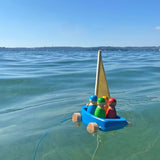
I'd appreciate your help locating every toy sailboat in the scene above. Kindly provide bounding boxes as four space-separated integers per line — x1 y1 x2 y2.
72 50 127 133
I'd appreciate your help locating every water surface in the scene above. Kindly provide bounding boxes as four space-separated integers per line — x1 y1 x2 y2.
0 50 160 160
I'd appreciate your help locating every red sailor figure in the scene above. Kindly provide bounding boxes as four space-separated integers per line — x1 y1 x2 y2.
105 98 117 118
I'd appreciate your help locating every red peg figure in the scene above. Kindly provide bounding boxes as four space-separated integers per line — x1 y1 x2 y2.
105 98 117 118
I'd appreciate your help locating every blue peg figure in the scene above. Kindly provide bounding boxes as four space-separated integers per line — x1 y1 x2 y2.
87 95 97 114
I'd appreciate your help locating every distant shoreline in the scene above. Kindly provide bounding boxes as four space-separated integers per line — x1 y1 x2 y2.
0 46 160 51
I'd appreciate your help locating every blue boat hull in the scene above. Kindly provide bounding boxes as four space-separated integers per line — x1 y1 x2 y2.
81 106 127 131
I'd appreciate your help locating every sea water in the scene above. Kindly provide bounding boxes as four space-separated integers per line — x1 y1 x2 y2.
0 50 160 160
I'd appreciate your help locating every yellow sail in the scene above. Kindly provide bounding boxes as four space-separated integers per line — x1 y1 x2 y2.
95 50 110 99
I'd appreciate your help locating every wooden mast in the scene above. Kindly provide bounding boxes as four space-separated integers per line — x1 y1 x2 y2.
95 50 101 96
94 50 110 98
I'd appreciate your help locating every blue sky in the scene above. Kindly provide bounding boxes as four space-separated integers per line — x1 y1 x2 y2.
0 0 160 47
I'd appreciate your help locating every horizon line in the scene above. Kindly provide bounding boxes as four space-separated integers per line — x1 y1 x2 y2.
0 45 160 48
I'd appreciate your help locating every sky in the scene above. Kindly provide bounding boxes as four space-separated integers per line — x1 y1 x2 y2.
0 0 160 47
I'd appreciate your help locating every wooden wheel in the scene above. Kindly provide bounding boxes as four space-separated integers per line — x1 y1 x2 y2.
87 122 99 134
72 113 82 123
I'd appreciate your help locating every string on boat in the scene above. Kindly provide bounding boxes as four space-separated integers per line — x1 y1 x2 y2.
33 116 72 160
91 134 101 160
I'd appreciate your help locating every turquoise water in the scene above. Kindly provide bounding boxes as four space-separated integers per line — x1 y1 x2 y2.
0 50 160 160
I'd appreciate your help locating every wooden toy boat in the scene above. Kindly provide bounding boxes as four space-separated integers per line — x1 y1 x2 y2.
81 105 127 131
72 50 128 133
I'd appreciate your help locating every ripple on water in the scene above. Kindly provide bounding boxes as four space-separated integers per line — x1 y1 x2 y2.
0 50 160 160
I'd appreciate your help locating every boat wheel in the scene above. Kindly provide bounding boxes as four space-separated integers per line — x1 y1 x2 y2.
72 113 82 123
87 122 99 134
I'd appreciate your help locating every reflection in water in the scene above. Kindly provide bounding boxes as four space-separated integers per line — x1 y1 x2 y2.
33 116 72 160
91 134 101 160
